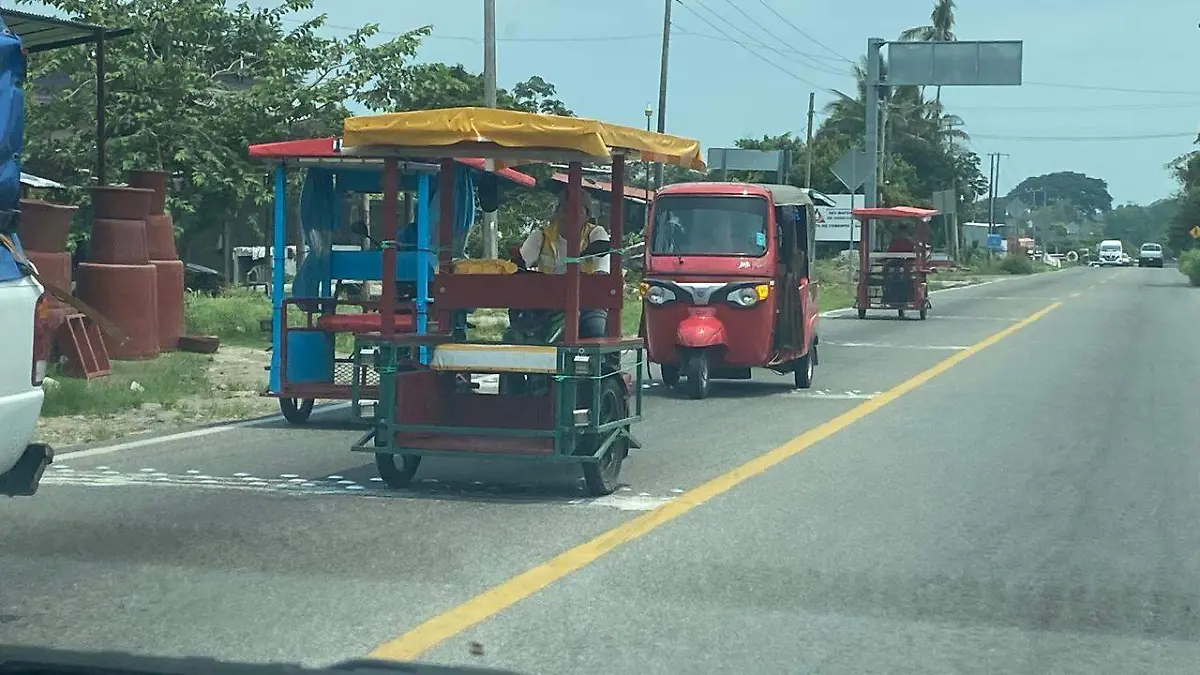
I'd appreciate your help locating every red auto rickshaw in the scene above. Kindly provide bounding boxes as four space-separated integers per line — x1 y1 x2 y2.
640 183 824 399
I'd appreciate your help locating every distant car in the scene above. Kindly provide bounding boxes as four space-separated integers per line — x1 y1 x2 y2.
1138 242 1164 268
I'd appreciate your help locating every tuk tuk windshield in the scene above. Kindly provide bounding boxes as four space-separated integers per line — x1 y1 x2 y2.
650 195 768 257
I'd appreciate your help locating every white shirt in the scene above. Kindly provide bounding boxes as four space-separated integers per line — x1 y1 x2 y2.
519 224 612 274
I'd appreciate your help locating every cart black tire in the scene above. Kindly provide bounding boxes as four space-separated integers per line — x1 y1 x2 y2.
580 378 628 497
376 453 421 489
919 307 927 320
684 353 709 400
857 308 867 319
794 344 815 389
660 364 681 387
280 398 314 424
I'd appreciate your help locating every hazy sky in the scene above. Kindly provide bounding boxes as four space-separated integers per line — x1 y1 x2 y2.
26 0 1200 204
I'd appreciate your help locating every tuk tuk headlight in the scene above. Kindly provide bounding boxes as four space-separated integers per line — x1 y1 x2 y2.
645 285 676 305
727 284 769 307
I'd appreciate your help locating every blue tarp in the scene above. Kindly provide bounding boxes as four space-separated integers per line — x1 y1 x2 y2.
0 20 26 283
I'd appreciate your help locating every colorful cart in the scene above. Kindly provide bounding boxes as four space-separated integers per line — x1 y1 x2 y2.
248 137 536 423
852 206 938 320
341 107 705 495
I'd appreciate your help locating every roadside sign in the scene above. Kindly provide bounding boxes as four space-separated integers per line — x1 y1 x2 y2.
931 189 957 215
830 148 870 192
707 148 790 182
986 233 1004 251
1191 225 1200 239
887 40 1024 87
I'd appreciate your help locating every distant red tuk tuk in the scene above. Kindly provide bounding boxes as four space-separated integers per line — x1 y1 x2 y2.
852 206 937 320
640 183 824 399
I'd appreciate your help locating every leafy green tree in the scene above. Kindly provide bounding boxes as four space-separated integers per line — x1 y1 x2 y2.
19 0 429 257
1006 171 1114 221
897 0 957 103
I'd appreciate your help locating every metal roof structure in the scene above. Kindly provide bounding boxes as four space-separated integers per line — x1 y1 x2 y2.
0 8 133 53
0 8 136 185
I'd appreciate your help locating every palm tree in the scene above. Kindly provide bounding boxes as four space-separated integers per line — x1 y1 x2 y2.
898 0 957 104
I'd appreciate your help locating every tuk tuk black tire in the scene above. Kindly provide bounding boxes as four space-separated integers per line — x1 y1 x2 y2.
794 345 815 390
685 353 709 400
581 378 628 497
376 453 422 489
857 308 867 319
280 398 314 424
660 364 681 387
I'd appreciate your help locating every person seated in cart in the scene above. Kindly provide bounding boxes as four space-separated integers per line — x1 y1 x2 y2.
887 222 917 255
517 189 612 339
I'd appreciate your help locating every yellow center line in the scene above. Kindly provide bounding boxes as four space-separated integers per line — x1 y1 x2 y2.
368 301 1063 661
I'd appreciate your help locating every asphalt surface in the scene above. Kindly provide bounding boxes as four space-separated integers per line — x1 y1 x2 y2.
5 265 1200 674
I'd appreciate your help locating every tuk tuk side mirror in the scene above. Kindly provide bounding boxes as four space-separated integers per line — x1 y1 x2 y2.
478 174 501 213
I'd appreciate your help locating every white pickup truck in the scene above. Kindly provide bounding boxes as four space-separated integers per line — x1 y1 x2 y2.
1138 242 1164 268
0 234 53 496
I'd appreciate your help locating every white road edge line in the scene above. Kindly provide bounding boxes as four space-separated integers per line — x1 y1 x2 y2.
818 276 1010 318
55 402 353 460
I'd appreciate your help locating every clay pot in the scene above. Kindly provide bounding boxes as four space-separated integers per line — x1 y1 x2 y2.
127 170 168 214
145 212 178 260
17 199 78 253
89 218 149 265
75 262 160 360
89 186 153 221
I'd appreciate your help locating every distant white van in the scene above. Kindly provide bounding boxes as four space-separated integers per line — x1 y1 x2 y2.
1097 240 1124 266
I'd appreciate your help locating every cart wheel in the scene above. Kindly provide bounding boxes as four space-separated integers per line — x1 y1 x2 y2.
660 364 681 387
794 344 815 390
580 379 628 497
279 398 314 424
684 353 709 400
919 307 927 320
857 308 867 319
376 453 422 489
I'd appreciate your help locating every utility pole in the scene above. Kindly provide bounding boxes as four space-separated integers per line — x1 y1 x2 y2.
803 92 815 187
987 152 1010 236
481 0 498 259
864 38 883 251
654 0 671 190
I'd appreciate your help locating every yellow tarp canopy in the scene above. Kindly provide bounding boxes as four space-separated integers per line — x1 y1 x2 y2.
342 107 706 170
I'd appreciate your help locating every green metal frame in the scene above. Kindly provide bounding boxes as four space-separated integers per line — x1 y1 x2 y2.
349 335 645 464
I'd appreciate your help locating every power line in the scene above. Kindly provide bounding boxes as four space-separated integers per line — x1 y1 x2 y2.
754 0 851 63
712 0 845 75
971 132 1196 141
952 100 1200 112
670 0 839 92
674 27 847 62
686 0 845 77
1023 80 1200 96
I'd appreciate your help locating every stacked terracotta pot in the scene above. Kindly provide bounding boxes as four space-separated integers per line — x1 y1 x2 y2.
76 185 159 360
16 198 78 306
128 170 184 350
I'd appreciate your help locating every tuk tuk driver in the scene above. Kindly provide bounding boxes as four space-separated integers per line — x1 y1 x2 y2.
518 189 611 338
888 223 916 254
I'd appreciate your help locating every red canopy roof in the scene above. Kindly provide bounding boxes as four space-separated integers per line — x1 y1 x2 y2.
247 137 537 188
851 206 939 221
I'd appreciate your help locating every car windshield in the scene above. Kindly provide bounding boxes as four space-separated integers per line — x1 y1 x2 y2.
650 195 768 257
1100 244 1121 252
1141 244 1161 251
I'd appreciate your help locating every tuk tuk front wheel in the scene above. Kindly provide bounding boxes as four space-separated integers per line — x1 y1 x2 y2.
660 364 681 387
280 398 314 424
376 453 422 489
580 378 628 496
857 308 867 319
685 352 710 400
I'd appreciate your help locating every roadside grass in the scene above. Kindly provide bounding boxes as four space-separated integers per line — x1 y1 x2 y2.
42 352 211 418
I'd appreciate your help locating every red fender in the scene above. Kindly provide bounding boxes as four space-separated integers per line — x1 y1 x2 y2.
676 309 727 348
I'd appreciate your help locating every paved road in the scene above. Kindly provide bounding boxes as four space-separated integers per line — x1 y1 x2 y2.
5 266 1199 674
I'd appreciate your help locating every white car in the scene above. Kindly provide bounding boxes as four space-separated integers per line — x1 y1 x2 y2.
0 233 53 496
1138 242 1164 268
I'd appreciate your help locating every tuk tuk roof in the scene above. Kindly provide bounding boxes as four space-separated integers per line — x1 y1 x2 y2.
340 107 706 171
654 181 837 207
851 206 939 221
246 136 537 188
